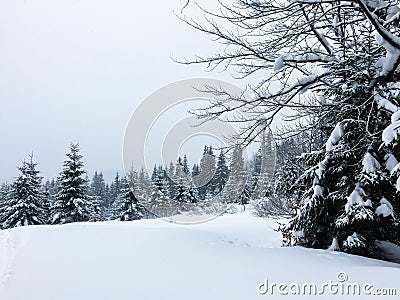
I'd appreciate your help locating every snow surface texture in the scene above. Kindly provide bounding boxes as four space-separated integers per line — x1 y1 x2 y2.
0 209 399 300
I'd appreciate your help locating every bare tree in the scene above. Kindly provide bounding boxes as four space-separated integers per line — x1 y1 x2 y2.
179 0 400 142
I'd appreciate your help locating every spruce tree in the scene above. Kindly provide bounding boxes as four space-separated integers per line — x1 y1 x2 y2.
174 180 198 204
212 150 229 195
111 177 144 221
91 171 106 206
148 175 174 217
90 171 107 220
108 173 121 208
1 157 46 228
288 51 398 256
223 145 248 204
196 146 216 199
52 143 93 224
182 154 190 175
138 167 152 200
166 162 177 199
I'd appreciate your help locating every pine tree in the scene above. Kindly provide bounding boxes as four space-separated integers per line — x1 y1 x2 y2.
52 143 93 224
0 184 9 229
223 145 248 204
288 51 398 256
90 171 107 220
91 171 106 205
196 146 216 199
182 154 190 175
192 164 200 177
174 180 198 204
212 150 229 195
43 178 58 206
111 177 144 221
1 157 46 228
166 162 177 199
0 183 10 211
148 175 174 217
108 173 121 208
138 167 152 200
151 165 158 182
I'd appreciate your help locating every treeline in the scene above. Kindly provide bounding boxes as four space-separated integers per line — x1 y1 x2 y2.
0 132 289 229
0 144 149 229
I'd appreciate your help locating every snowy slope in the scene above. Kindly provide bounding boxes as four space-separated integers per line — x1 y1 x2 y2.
0 210 399 300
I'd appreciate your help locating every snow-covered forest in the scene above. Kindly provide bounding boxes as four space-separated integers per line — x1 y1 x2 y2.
0 134 283 225
2 0 400 299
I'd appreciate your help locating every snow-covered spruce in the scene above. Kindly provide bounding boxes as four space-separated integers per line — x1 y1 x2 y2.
1 157 47 229
51 143 95 224
111 177 144 221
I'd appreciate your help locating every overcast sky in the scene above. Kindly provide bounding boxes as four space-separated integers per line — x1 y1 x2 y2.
0 0 246 183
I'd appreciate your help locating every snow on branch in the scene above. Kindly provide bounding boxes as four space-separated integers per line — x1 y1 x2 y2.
383 110 400 145
273 54 333 72
326 122 344 152
362 152 381 173
374 94 399 113
375 198 394 217
357 0 400 77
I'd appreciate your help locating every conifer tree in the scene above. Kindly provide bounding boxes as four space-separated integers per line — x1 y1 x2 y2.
223 145 248 204
108 173 121 208
148 175 174 217
182 154 190 175
52 143 93 224
196 146 216 199
111 177 144 221
138 167 152 200
1 156 46 228
91 171 106 206
212 149 229 195
166 162 177 199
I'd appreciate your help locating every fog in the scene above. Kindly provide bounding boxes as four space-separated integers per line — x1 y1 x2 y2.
0 0 240 183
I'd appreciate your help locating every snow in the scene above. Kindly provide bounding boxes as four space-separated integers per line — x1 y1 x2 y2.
384 153 398 171
327 238 340 251
375 198 394 218
326 122 343 151
374 94 399 113
345 185 371 213
313 184 323 197
0 209 399 300
315 158 327 179
391 110 400 123
345 233 357 245
362 152 380 173
375 31 400 77
382 111 400 145
386 5 400 23
273 56 284 72
297 74 317 86
332 15 338 28
391 162 400 176
383 122 400 144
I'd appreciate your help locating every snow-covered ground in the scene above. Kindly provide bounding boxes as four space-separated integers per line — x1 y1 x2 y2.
0 209 399 299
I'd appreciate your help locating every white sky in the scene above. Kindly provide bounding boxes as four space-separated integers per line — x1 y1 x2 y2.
0 0 252 183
